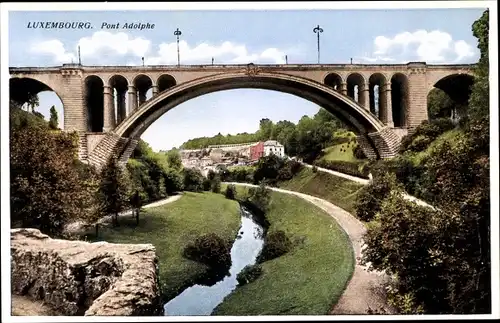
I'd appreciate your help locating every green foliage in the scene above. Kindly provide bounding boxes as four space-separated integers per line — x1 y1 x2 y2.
97 157 131 225
353 144 366 159
10 107 98 237
220 166 255 183
202 178 212 191
166 149 182 170
354 172 402 222
224 184 237 200
48 105 59 130
183 233 232 270
236 264 263 286
400 118 456 153
182 168 204 192
256 230 292 263
211 175 222 193
246 183 272 214
163 168 184 194
427 88 464 121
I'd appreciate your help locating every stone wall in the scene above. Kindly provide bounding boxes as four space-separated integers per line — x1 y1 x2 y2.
11 228 164 316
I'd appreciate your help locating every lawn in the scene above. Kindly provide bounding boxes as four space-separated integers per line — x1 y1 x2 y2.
213 186 355 315
88 191 241 302
277 167 364 215
319 143 358 162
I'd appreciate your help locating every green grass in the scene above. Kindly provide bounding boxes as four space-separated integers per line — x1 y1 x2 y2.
406 129 463 166
319 143 358 162
213 187 355 315
88 192 241 302
277 168 364 215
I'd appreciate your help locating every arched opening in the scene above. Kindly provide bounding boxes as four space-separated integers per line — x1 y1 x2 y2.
157 74 177 93
133 74 153 107
346 73 365 104
9 77 64 129
324 73 343 91
109 75 128 125
85 75 104 132
368 73 386 119
391 73 409 127
430 74 474 122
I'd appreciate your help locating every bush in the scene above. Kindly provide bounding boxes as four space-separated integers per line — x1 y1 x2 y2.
211 175 221 193
183 233 232 269
225 184 237 200
400 118 456 153
202 178 212 191
353 144 366 159
354 172 402 222
236 264 263 286
257 230 292 263
312 165 318 173
163 168 184 194
182 168 204 192
247 183 272 214
253 154 286 184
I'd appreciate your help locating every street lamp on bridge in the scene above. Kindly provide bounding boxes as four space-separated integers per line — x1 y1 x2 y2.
174 28 182 66
313 25 323 64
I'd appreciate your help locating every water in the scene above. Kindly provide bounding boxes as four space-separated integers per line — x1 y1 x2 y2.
163 206 265 316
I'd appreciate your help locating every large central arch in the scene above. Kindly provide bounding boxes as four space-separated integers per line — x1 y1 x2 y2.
90 70 401 166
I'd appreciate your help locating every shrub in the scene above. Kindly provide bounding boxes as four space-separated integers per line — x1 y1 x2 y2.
163 168 184 194
406 135 434 152
236 264 263 286
183 233 232 269
257 230 292 263
312 165 318 173
182 168 204 192
225 184 237 200
211 175 221 193
354 172 402 222
353 144 366 159
247 183 272 214
202 178 212 191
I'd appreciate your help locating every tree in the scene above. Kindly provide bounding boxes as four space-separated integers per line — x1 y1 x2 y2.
49 105 59 130
129 189 143 226
10 106 96 237
97 156 130 227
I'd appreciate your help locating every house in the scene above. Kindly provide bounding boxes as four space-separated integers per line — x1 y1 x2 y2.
263 140 285 157
209 148 224 163
250 142 265 161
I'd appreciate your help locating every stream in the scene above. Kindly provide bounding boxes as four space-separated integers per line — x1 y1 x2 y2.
163 206 265 316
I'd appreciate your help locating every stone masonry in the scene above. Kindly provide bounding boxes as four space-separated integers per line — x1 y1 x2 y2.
9 62 474 167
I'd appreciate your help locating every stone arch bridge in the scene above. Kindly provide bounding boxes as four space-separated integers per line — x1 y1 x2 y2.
9 62 474 168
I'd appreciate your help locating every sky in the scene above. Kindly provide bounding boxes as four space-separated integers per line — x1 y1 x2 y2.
8 6 486 151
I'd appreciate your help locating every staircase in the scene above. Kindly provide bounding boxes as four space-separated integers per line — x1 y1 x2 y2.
77 134 89 162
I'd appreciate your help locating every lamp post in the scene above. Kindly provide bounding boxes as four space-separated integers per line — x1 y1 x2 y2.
313 25 323 64
174 28 182 66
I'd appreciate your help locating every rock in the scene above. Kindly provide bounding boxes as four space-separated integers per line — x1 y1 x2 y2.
11 228 164 316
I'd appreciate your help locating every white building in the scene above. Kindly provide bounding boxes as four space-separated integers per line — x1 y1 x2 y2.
263 140 285 158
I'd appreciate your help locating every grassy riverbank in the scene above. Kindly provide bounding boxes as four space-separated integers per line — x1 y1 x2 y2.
89 192 241 302
213 185 355 315
277 167 364 215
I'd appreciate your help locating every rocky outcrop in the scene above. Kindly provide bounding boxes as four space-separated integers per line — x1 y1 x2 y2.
11 228 163 316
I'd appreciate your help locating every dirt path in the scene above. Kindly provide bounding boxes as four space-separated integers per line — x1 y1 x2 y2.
225 182 396 315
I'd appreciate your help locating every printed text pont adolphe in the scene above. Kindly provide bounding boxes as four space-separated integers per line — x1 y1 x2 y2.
26 21 155 30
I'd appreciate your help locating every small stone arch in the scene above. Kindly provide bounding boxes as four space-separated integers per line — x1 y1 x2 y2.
157 74 177 92
368 73 387 118
108 75 129 125
324 72 344 91
390 73 409 128
432 73 475 105
84 75 104 132
133 74 154 107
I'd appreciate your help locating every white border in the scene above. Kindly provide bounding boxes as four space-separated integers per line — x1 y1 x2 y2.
1 1 498 322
